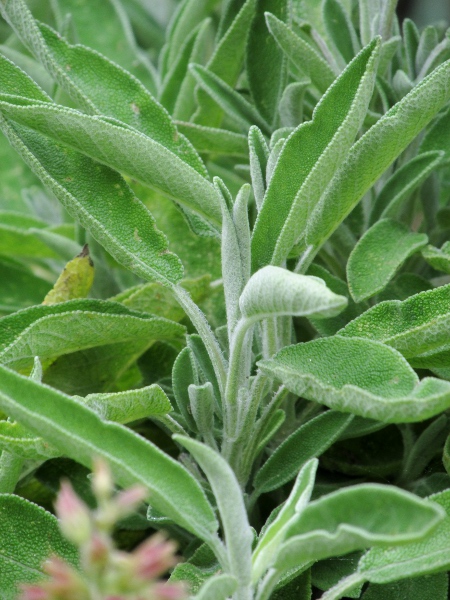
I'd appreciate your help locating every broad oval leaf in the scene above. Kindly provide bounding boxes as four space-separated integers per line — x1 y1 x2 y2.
239 266 348 322
0 365 219 542
259 336 450 422
0 495 78 598
274 484 445 573
347 219 428 302
422 242 450 274
339 284 450 358
251 38 380 271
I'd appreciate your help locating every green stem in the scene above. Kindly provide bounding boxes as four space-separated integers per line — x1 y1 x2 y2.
0 450 24 493
173 285 227 398
294 244 316 274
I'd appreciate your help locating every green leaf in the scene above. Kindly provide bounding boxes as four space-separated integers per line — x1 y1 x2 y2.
265 12 335 93
278 80 309 128
194 574 239 599
51 0 157 92
339 284 450 358
0 98 221 231
251 38 380 271
239 266 348 322
0 420 60 459
274 484 445 573
323 0 360 64
0 299 183 372
370 152 444 223
74 384 173 424
0 495 78 598
190 64 270 134
37 23 205 176
0 259 52 313
346 219 428 302
247 0 289 126
0 365 219 542
420 105 450 160
259 336 450 422
172 347 198 432
422 242 450 274
176 121 249 156
194 0 256 127
305 59 450 252
312 553 363 599
176 436 253 586
362 574 448 600
248 125 269 210
0 117 185 284
355 490 450 585
252 459 318 581
254 411 353 493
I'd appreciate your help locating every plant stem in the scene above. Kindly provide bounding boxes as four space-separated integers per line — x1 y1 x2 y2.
173 285 228 398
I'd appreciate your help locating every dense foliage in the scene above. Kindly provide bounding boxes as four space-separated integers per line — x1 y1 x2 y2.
1 0 450 598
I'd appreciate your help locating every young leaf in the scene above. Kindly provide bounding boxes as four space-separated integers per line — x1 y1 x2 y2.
370 151 444 223
239 266 348 322
254 411 353 493
247 0 289 126
189 64 271 134
248 125 269 210
176 436 253 587
339 284 450 358
346 219 428 302
274 484 444 574
194 574 238 599
266 12 335 93
42 244 94 305
323 0 360 64
422 242 450 274
0 420 60 460
176 121 249 156
259 336 450 422
0 495 78 598
252 459 318 581
0 365 219 542
305 58 450 252
251 38 380 271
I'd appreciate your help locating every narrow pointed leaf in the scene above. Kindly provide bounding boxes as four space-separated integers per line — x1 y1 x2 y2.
266 13 335 93
306 59 450 251
251 39 379 270
248 125 269 210
247 1 289 125
176 436 253 586
323 0 360 63
347 219 428 302
0 365 219 541
370 152 444 223
239 266 348 322
259 336 450 422
176 121 248 156
254 411 353 493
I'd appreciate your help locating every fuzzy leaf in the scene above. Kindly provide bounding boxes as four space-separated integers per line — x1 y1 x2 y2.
247 1 288 125
266 13 335 93
259 336 450 422
248 125 269 210
323 0 360 64
305 59 450 252
251 38 380 270
0 299 183 372
239 266 348 322
0 495 78 598
176 121 249 156
176 436 253 586
361 574 448 600
422 242 450 274
254 411 353 493
194 574 238 600
339 284 450 358
347 219 428 302
0 365 219 541
370 152 444 223
274 485 445 574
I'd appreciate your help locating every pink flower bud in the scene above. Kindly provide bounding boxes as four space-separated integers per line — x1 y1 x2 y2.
54 481 91 545
115 485 147 516
153 582 187 600
132 534 179 580
91 458 114 502
19 586 48 600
